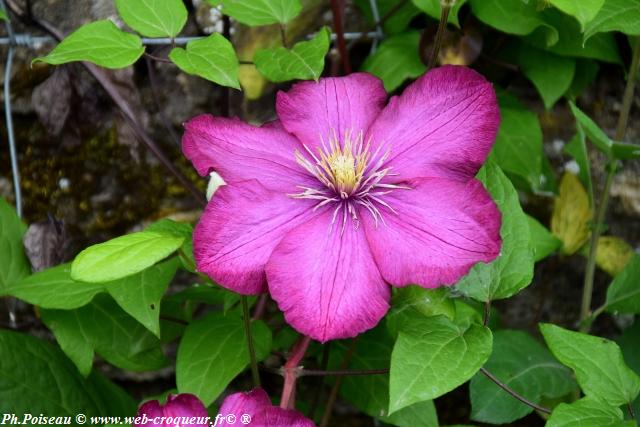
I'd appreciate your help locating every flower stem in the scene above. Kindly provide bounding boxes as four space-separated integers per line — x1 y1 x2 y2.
280 335 312 409
579 36 640 331
628 402 636 420
330 0 351 74
242 296 261 387
480 368 552 414
428 2 451 70
579 161 616 331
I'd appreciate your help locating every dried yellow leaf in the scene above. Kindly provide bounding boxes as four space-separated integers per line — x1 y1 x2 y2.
595 236 634 276
551 172 592 255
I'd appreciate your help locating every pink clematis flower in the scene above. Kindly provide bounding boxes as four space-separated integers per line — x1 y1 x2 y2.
217 388 314 427
183 65 502 342
135 393 208 427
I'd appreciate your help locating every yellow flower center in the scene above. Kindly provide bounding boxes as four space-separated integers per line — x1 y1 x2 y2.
320 132 369 197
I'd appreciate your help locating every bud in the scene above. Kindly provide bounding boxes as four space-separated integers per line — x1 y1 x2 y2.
218 388 315 427
135 394 208 427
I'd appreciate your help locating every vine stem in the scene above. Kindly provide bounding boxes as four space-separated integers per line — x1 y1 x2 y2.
320 339 358 427
628 402 637 420
330 0 351 74
242 296 261 387
280 335 312 410
579 36 640 330
428 2 451 70
480 368 552 414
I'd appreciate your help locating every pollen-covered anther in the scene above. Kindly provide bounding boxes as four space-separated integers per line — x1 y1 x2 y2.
290 129 408 229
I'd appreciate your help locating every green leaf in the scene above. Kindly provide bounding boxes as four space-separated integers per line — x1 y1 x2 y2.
584 0 640 41
41 295 168 376
254 27 330 82
218 0 302 25
0 329 135 417
546 397 635 427
7 263 104 309
354 0 421 34
524 10 621 63
527 215 562 262
389 315 492 414
71 230 184 283
0 198 30 294
169 34 240 89
455 162 535 301
605 255 640 314
548 0 605 29
146 219 193 239
540 323 640 407
391 287 456 322
469 0 559 46
611 142 640 160
569 101 612 154
510 42 576 109
331 326 438 427
105 258 178 337
0 9 8 21
491 93 544 190
412 0 468 27
361 31 426 92
564 131 593 195
115 0 187 37
34 20 144 69
470 330 576 424
176 312 272 406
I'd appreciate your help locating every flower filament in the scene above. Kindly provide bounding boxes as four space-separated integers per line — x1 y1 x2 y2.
291 129 407 232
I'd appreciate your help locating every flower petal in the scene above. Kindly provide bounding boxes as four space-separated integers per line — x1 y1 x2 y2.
182 115 311 192
254 406 316 427
276 73 387 149
135 400 164 427
368 65 500 182
163 394 208 426
363 177 501 288
266 210 390 342
218 389 271 426
194 181 316 295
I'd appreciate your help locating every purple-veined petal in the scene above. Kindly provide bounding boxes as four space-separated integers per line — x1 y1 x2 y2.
135 400 164 427
254 406 316 427
367 65 500 182
217 389 271 427
182 115 311 192
266 209 390 342
162 394 208 427
363 177 501 288
276 73 387 150
194 180 316 295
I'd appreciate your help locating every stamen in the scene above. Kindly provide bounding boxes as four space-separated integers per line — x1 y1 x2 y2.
290 128 409 231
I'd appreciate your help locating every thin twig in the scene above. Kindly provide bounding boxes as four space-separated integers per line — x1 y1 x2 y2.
480 368 552 414
308 343 331 419
483 300 491 327
300 368 388 377
320 338 358 427
329 0 351 74
242 296 261 388
143 51 172 63
579 36 640 330
428 3 451 69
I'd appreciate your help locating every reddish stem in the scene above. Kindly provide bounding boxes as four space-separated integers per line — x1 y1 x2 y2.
280 335 312 409
330 0 351 74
